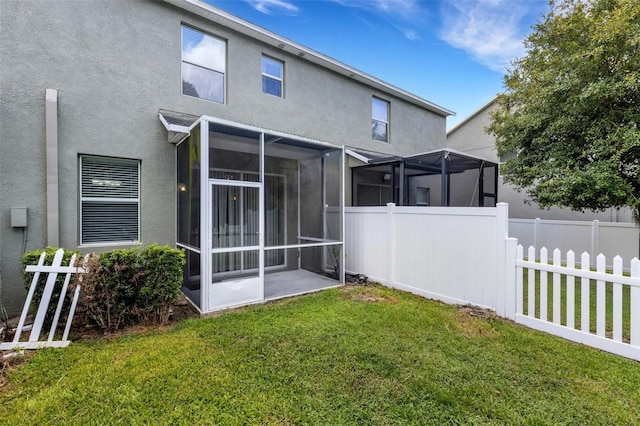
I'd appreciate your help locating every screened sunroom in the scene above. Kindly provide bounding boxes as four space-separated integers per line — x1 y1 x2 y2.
351 148 498 207
165 112 344 313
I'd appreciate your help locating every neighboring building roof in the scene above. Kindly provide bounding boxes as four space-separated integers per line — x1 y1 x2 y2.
162 0 455 118
446 96 497 136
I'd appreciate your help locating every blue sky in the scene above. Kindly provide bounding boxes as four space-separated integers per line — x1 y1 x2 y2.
207 0 549 130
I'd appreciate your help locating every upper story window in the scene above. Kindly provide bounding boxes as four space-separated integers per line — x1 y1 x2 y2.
372 97 389 143
80 155 140 245
261 56 283 97
181 25 226 103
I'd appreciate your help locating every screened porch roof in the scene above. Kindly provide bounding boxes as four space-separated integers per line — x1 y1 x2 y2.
347 147 498 175
159 109 342 155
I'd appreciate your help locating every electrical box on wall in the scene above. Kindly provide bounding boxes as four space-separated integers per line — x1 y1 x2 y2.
11 207 27 227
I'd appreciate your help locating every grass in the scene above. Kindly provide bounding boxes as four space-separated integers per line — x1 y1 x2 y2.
1 284 639 425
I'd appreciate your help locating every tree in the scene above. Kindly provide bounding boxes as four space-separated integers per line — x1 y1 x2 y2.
488 0 640 226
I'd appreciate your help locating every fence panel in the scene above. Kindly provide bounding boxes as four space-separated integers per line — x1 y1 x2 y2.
345 204 508 311
514 245 640 361
509 218 638 269
0 249 85 350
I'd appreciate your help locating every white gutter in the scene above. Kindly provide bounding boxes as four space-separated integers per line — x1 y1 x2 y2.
45 89 59 247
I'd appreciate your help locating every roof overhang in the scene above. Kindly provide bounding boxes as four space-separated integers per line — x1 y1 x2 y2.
159 109 344 154
159 110 199 143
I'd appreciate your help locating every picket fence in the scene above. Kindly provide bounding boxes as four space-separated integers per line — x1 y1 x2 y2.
0 249 85 350
513 245 640 360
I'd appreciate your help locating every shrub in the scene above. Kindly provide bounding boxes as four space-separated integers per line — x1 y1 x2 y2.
21 247 80 330
133 244 184 325
82 245 185 332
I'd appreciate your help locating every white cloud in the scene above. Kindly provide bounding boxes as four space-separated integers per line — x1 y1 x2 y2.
395 25 420 41
183 34 226 72
331 0 425 39
248 0 300 15
439 0 533 72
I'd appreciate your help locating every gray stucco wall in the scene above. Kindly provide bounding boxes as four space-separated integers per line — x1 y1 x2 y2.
446 102 499 162
0 0 447 314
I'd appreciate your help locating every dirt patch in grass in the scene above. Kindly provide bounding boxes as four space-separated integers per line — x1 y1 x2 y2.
339 285 398 304
452 305 499 338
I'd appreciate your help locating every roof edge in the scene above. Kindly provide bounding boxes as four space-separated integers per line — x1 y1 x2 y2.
447 96 498 136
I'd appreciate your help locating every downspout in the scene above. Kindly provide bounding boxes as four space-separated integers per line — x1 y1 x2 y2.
398 162 405 206
440 152 449 206
45 89 60 247
478 161 485 207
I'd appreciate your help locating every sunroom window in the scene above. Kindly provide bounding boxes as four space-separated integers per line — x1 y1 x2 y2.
80 155 140 245
261 56 283 97
181 25 226 103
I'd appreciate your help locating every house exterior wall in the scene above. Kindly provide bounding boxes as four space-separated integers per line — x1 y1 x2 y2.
446 100 634 223
0 0 448 314
446 102 499 162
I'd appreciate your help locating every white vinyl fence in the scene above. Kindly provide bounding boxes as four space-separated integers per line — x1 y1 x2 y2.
345 204 640 361
1 248 85 350
513 245 640 360
510 218 638 268
345 203 511 316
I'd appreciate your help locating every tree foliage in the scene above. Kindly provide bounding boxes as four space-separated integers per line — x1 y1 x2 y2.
488 0 640 222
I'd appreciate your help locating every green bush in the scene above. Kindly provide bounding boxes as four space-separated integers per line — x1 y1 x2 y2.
21 247 80 330
82 245 185 332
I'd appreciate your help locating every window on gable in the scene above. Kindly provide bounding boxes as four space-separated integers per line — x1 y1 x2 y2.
261 55 283 97
182 25 226 103
372 97 389 143
80 155 140 245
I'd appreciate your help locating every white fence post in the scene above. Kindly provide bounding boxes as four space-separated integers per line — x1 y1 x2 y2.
386 202 396 288
566 251 575 329
612 256 623 342
505 237 518 320
533 218 541 259
495 203 509 316
631 258 640 346
552 249 561 324
596 254 606 337
540 247 548 322
527 246 536 316
591 220 599 268
516 244 524 316
580 252 590 332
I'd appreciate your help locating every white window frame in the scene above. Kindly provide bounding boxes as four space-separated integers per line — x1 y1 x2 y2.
261 55 284 98
181 25 227 104
79 155 140 246
372 96 390 143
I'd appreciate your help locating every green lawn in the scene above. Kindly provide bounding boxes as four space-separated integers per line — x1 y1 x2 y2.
2 284 639 425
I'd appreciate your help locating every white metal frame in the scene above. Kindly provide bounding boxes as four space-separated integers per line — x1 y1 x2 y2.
261 55 284 98
210 168 288 273
189 116 344 313
181 25 227 104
